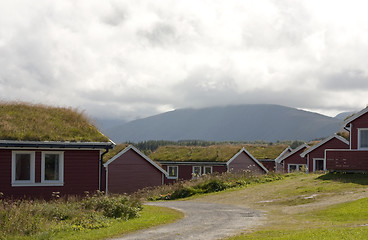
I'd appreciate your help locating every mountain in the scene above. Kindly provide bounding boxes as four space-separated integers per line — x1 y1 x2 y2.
334 111 356 120
105 104 343 143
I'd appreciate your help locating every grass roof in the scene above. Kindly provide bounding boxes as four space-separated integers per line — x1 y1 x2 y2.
149 144 288 162
0 102 110 142
103 143 129 163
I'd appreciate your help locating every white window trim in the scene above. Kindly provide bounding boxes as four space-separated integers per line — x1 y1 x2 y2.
192 166 201 178
11 151 35 186
313 158 326 172
287 164 307 173
41 151 64 186
358 128 368 150
167 165 178 179
203 166 213 175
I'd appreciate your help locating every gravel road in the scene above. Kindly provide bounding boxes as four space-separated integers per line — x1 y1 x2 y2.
111 201 264 240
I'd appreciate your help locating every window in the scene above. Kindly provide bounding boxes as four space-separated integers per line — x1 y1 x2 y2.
42 152 64 185
359 129 368 149
167 166 178 178
12 151 35 185
313 158 325 172
288 164 306 173
203 166 212 175
192 166 201 178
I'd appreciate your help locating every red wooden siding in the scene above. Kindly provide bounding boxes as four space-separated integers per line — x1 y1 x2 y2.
161 164 227 183
326 150 368 171
229 152 266 174
282 148 307 172
0 149 101 199
306 138 349 171
106 149 163 194
259 160 275 172
348 113 368 149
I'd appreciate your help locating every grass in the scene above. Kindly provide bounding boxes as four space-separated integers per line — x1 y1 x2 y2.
0 193 143 239
149 144 288 162
0 102 109 142
208 172 368 240
135 171 285 201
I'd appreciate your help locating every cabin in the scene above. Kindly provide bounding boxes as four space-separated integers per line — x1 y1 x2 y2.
155 147 268 182
326 107 368 172
300 135 349 173
276 144 308 173
103 145 172 194
275 146 292 172
0 103 114 198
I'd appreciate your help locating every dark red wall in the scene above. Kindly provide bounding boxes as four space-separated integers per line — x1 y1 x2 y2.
349 113 368 149
0 149 101 199
259 160 275 172
326 150 368 171
106 149 163 194
282 147 307 172
307 138 349 171
229 152 266 174
161 164 227 183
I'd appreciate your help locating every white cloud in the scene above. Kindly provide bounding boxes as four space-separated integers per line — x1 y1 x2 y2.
0 0 368 120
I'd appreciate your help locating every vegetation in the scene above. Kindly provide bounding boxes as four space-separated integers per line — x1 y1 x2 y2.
205 172 368 240
0 192 142 239
0 102 109 142
135 171 285 201
148 144 288 162
103 143 129 163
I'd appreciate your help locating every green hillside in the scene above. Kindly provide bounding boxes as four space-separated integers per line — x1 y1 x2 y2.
0 102 109 142
149 144 288 162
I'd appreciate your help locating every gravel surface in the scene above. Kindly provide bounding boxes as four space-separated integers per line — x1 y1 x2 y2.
110 201 264 240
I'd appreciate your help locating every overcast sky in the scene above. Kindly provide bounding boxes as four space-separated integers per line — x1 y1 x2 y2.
1 0 368 121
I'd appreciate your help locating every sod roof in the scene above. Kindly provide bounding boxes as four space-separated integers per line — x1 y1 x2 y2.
149 144 288 162
0 102 110 142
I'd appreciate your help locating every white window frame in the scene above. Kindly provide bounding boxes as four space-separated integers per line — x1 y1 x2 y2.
313 158 326 172
192 166 201 178
12 151 35 186
203 166 213 175
167 165 178 179
287 164 307 173
41 151 64 186
358 128 368 150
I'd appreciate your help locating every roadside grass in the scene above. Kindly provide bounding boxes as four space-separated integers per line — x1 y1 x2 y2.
136 171 285 201
0 194 182 240
217 172 368 240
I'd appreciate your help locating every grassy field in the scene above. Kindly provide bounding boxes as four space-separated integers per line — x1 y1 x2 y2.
188 172 368 240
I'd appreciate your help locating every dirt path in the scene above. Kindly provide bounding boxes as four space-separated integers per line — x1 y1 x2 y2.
110 201 264 240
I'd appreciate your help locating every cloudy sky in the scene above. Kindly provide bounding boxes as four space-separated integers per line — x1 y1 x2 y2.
1 0 368 121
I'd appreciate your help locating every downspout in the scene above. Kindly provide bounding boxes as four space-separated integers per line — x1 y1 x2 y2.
100 148 109 192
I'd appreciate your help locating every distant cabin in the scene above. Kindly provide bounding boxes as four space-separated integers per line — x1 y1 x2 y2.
150 146 269 182
104 145 170 194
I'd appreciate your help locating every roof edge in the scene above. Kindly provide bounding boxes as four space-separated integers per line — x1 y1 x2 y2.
0 140 115 149
276 144 308 163
300 134 349 158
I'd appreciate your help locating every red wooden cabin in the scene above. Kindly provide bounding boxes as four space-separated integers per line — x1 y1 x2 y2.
276 144 308 173
0 140 114 198
159 148 268 182
326 107 368 172
103 145 172 194
300 135 349 173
